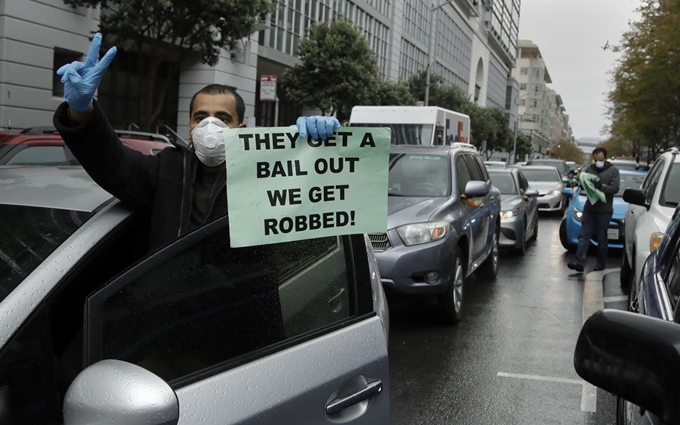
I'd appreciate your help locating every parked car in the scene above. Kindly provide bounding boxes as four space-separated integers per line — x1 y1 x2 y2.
0 126 173 165
520 165 567 212
525 158 572 180
559 170 647 252
610 157 650 172
0 166 390 424
487 168 539 254
580 206 680 425
483 160 506 169
621 148 680 288
368 144 501 325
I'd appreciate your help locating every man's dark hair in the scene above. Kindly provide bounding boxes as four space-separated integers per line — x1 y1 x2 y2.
592 147 607 157
189 84 246 124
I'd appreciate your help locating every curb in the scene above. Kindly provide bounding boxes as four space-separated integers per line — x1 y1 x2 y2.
582 268 617 321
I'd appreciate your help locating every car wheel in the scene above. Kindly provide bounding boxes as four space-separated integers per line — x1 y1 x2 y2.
559 220 576 252
476 227 499 280
513 220 527 256
438 247 465 325
621 245 632 288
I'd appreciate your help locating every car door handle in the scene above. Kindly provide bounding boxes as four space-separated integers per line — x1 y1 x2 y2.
328 288 345 306
326 379 383 415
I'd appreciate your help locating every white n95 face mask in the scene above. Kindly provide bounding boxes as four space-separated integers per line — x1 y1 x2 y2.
191 117 227 167
595 160 605 169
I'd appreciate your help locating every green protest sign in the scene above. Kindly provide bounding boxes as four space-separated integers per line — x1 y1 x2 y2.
224 127 390 247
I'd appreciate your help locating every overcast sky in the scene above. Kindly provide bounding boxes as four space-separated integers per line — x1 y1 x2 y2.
518 0 641 140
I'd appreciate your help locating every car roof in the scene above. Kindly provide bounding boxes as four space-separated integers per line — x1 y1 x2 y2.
528 159 565 163
619 169 647 176
390 143 478 155
0 166 113 212
487 168 513 174
521 165 560 170
1 127 173 151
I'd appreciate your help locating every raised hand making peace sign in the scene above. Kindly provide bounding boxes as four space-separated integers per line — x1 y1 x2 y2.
56 32 117 112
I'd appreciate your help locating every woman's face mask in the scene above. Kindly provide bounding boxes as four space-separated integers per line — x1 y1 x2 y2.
191 117 227 167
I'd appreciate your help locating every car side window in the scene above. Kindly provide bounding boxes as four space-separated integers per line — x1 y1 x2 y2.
5 146 70 166
464 154 485 181
473 155 490 181
455 155 473 194
644 159 665 205
518 173 529 193
85 218 367 384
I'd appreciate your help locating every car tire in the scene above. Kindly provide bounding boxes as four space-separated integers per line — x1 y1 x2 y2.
620 246 632 288
559 220 576 252
513 220 527 256
476 227 499 280
438 247 465 325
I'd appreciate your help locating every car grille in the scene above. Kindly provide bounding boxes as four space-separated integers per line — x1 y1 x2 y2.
368 232 391 251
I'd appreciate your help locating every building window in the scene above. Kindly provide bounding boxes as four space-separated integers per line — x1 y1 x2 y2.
531 99 538 108
533 68 542 79
519 83 526 91
520 99 526 106
534 85 540 95
53 48 83 97
520 67 528 75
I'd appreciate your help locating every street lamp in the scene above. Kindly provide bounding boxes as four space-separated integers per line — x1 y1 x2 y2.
424 0 455 106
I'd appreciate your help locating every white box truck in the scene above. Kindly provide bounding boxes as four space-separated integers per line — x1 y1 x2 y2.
348 106 471 146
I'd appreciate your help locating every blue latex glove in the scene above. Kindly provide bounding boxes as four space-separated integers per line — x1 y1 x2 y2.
295 116 341 141
56 33 117 111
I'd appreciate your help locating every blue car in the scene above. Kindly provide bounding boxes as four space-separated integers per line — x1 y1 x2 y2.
559 170 647 252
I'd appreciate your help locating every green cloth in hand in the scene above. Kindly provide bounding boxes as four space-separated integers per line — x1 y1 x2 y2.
579 172 606 204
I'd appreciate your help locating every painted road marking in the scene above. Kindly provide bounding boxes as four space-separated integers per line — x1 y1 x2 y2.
603 295 628 303
496 372 596 412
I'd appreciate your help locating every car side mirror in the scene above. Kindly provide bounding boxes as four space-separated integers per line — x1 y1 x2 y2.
561 187 573 197
64 360 179 425
524 189 539 198
463 181 489 198
574 309 680 425
623 188 646 208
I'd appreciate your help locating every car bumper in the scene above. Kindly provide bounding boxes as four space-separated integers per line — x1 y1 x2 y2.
371 230 456 295
537 193 563 211
499 214 525 249
564 215 624 249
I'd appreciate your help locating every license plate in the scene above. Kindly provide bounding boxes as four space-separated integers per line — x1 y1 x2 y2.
608 229 619 240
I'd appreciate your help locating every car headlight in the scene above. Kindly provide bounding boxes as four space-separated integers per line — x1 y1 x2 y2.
397 221 449 246
650 232 664 252
573 208 583 221
552 189 561 196
500 208 520 218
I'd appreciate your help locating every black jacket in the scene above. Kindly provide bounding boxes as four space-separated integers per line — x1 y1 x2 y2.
53 101 227 252
583 162 620 214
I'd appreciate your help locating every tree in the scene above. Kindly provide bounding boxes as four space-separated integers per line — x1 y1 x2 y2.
463 104 510 159
554 140 584 164
512 132 533 162
598 136 635 158
283 18 381 122
607 0 680 155
369 80 416 107
64 0 272 131
407 70 469 111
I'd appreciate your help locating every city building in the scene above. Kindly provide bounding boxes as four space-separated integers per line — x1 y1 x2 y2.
512 39 571 158
1 0 522 140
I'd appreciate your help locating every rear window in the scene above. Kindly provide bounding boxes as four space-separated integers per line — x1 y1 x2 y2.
489 172 517 194
616 174 646 196
521 168 561 182
0 205 93 302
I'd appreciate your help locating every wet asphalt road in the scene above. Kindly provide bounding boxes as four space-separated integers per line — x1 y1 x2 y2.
387 214 622 425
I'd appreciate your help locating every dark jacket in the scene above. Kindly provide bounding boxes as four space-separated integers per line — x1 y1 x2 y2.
583 162 620 214
53 101 227 252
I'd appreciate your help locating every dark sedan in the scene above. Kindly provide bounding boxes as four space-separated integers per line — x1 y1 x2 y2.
488 168 539 254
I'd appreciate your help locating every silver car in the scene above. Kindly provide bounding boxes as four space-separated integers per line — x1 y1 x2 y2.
0 166 390 425
520 165 567 212
488 168 539 254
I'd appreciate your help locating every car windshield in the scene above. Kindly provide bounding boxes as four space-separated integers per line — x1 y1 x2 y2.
616 174 646 196
489 173 517 194
521 168 560 182
661 163 680 207
388 153 449 197
354 123 434 145
0 204 93 303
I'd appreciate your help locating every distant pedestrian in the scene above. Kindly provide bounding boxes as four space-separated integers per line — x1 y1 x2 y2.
567 147 620 272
